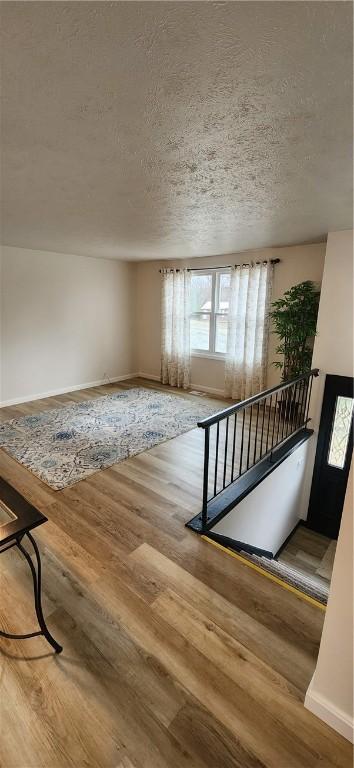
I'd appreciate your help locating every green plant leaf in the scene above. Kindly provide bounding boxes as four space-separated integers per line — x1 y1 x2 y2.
270 280 320 382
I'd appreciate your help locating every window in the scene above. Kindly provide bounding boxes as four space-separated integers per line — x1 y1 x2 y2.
190 269 230 355
327 395 354 469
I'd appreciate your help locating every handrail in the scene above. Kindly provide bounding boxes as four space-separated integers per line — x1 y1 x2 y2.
197 368 319 429
191 367 320 532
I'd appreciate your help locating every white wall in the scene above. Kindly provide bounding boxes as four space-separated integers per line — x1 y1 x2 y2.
0 246 136 405
0 247 2 403
305 459 353 742
304 230 354 741
210 438 312 555
302 230 354 492
312 230 354 379
135 243 325 395
307 229 354 425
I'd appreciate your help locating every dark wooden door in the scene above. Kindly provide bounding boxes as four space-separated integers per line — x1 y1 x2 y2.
307 375 353 539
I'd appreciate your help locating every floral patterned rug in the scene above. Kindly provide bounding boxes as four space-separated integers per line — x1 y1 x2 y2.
0 388 217 490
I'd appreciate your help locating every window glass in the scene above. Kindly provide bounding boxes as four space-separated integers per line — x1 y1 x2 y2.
190 269 230 353
215 315 228 354
217 273 231 313
328 396 354 469
191 274 212 313
190 314 210 351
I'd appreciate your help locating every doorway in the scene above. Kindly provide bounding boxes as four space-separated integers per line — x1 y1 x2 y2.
307 374 354 539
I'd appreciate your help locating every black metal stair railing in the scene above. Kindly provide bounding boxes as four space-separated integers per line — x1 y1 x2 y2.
196 368 319 531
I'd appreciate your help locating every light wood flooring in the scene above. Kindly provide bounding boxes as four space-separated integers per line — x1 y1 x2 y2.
278 526 336 588
0 378 352 768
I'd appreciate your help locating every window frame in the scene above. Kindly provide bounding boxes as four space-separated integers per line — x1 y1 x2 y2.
327 394 354 470
190 268 230 358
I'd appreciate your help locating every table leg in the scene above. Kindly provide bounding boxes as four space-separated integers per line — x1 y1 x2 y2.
0 531 63 654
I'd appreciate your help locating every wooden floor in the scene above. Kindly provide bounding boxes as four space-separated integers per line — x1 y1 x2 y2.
0 379 352 768
279 526 335 588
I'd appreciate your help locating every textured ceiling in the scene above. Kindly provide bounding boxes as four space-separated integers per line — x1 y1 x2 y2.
0 2 353 261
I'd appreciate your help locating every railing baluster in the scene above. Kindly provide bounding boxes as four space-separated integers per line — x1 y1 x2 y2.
291 382 297 430
275 391 282 446
195 370 319 519
246 406 253 470
239 409 246 475
223 417 229 489
286 383 295 438
271 392 278 449
305 373 314 424
298 379 307 428
287 383 293 435
253 402 260 464
294 382 300 433
201 427 210 529
231 413 237 482
296 381 302 429
214 422 220 496
292 381 299 432
281 387 288 441
266 395 272 453
297 381 303 424
301 377 310 425
259 398 266 459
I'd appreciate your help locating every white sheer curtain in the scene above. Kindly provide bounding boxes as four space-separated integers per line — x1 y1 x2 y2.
225 262 273 400
161 269 191 389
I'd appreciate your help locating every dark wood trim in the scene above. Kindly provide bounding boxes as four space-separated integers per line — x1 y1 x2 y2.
186 428 313 533
0 478 47 546
205 531 274 559
197 369 319 428
307 374 354 538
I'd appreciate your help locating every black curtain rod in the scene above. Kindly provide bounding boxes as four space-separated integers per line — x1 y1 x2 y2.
187 258 280 271
159 258 280 273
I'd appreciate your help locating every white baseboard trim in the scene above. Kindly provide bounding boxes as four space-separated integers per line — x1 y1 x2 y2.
1 372 226 408
138 372 161 382
305 678 354 743
137 373 225 398
0 373 139 408
191 383 225 397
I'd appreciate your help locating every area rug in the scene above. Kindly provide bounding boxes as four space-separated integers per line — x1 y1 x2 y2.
0 388 217 490
241 551 329 605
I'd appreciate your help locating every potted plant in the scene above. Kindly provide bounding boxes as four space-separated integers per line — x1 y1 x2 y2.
270 281 320 420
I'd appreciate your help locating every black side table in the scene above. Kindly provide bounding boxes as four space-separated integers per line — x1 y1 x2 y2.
0 477 62 654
